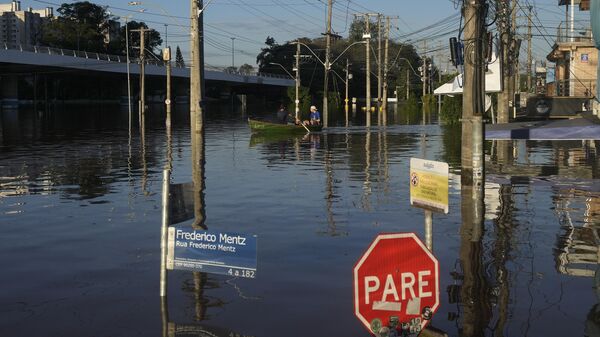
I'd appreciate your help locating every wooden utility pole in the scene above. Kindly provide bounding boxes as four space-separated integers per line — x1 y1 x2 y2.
190 0 205 134
462 0 486 179
295 41 300 120
509 0 518 116
322 0 333 128
365 15 371 128
190 0 207 232
132 27 150 132
498 0 511 123
527 5 533 93
377 14 382 125
422 41 427 98
381 16 390 125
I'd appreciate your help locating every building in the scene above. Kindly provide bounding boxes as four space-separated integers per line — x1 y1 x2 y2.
546 0 597 97
535 63 548 95
0 1 53 48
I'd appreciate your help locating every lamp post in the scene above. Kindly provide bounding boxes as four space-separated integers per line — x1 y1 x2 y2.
128 1 172 48
270 62 296 113
292 40 365 125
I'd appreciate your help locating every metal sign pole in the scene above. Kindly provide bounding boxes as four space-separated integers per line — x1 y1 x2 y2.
424 210 433 252
160 169 170 297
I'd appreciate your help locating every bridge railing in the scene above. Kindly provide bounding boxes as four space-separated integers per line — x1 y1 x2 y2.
2 43 293 80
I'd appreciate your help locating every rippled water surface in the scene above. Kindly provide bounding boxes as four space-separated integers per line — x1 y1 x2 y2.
0 106 599 337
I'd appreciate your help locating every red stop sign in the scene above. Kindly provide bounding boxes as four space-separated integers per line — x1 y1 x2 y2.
353 233 439 335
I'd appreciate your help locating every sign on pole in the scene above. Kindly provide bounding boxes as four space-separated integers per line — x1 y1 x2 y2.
354 233 439 335
410 158 449 214
167 227 257 278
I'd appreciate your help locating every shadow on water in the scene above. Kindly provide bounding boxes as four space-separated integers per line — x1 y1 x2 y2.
1 102 600 336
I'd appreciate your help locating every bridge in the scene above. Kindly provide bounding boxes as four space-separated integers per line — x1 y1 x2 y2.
0 44 294 109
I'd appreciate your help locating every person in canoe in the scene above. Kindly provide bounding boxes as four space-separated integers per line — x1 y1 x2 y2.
276 104 289 124
303 105 321 125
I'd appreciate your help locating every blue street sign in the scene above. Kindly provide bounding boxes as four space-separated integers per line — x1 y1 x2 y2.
167 227 257 278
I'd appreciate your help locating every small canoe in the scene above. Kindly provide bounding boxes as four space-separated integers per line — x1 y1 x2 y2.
248 118 322 134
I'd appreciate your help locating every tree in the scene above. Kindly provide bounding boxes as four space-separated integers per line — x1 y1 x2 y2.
238 63 254 74
175 46 185 68
41 1 112 52
118 21 162 58
348 17 379 42
256 36 281 70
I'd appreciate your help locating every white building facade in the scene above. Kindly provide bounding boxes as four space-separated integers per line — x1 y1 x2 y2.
0 1 53 48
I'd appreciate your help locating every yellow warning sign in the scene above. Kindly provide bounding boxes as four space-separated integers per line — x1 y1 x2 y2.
409 158 449 214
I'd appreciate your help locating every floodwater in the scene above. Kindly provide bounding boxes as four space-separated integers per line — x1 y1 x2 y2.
0 104 599 337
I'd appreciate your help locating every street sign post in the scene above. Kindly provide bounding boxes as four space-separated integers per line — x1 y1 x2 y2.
167 227 257 278
409 158 449 214
353 233 439 335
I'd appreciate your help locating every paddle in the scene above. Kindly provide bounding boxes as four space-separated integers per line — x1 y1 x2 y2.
300 121 311 133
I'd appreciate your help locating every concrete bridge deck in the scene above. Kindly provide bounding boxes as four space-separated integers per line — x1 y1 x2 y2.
0 44 294 87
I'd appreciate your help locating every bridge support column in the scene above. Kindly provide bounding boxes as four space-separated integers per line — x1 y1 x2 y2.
239 94 247 116
1 75 19 111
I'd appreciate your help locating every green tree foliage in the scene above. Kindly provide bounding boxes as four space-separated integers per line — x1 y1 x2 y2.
440 95 462 125
175 46 185 68
238 63 254 74
119 21 162 58
41 1 110 52
348 17 379 42
255 17 425 119
286 85 312 119
41 2 161 56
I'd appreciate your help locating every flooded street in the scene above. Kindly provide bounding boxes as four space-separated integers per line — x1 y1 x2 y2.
0 105 599 337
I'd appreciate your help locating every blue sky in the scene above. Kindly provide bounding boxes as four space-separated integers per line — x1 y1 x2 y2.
21 0 593 73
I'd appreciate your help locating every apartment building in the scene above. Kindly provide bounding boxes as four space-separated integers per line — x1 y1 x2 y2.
0 1 53 48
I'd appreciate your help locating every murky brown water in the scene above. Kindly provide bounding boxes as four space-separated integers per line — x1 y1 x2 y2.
0 104 598 336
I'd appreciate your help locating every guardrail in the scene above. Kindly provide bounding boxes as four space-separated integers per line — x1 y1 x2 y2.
556 21 593 43
1 43 292 80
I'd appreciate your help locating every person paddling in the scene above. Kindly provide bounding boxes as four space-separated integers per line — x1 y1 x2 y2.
304 105 321 125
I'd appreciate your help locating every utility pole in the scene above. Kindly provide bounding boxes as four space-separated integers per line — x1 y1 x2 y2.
190 0 205 134
421 56 427 101
381 16 390 125
527 5 533 93
406 68 410 99
231 37 235 68
163 47 172 126
322 0 333 128
510 0 518 116
498 0 511 123
165 24 168 49
422 40 427 98
125 18 132 134
462 0 486 181
377 14 382 125
365 15 371 128
345 58 350 126
295 41 300 120
132 27 150 133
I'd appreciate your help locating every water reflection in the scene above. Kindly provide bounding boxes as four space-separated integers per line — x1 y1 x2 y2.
2 105 600 336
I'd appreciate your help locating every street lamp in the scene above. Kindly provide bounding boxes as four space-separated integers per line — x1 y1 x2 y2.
128 1 173 49
270 62 298 119
269 62 295 79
